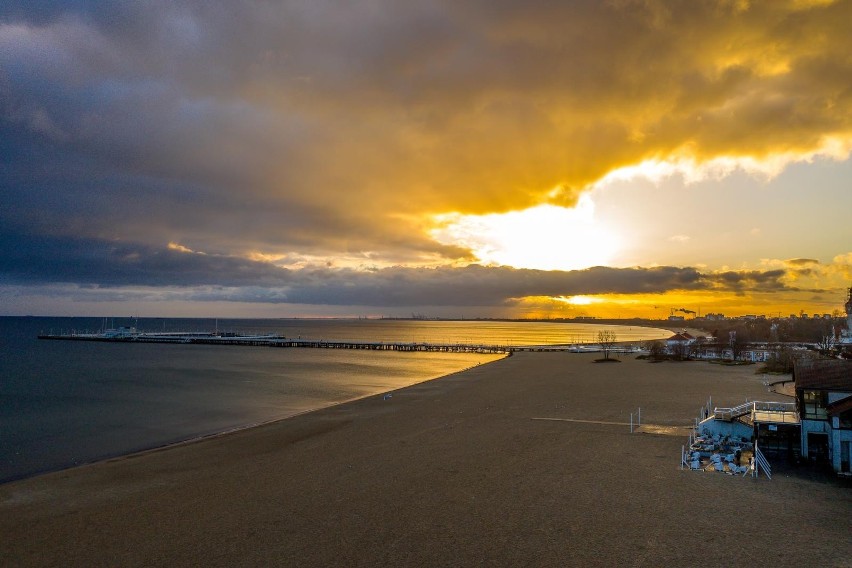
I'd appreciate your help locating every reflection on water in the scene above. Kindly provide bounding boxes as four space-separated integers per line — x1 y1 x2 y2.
35 317 670 345
0 317 668 482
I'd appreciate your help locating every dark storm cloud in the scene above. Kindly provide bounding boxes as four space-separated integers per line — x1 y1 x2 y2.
705 269 789 292
0 232 291 287
785 258 820 266
0 232 794 306
272 265 711 307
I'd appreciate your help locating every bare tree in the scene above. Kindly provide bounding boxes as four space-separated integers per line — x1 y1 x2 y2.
816 330 836 356
670 340 693 361
597 329 617 360
729 330 748 361
764 343 795 373
644 340 666 360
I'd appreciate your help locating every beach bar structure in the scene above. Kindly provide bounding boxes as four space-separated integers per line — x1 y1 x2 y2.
690 399 798 477
693 358 852 477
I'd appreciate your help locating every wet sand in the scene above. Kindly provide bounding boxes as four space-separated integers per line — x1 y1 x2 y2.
2 353 850 567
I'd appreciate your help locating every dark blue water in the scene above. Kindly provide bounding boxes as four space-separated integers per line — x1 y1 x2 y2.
0 317 667 483
1 317 506 483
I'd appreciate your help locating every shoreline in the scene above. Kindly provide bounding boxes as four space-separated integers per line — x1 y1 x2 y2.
3 352 849 566
1 353 508 486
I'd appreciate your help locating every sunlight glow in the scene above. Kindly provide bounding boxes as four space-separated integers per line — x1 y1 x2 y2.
557 295 601 306
430 196 620 271
593 137 852 188
167 242 196 254
246 251 288 263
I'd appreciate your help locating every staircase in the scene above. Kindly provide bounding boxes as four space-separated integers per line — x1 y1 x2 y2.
713 402 753 422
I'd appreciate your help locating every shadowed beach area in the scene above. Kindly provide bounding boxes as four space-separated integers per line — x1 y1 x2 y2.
2 353 850 567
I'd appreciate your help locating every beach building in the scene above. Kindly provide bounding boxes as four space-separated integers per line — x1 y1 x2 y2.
665 331 694 349
690 401 801 473
692 358 852 476
691 342 773 363
664 331 698 360
794 358 852 474
741 346 772 363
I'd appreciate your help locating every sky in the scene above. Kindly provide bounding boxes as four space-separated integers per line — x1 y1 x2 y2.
1 0 851 319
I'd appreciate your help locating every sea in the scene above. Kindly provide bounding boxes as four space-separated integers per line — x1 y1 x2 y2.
0 317 669 483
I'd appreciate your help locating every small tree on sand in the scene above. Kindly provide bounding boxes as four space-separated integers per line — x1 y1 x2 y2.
597 330 617 360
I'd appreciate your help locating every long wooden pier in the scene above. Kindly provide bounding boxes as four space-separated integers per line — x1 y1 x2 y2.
37 332 513 354
35 328 636 353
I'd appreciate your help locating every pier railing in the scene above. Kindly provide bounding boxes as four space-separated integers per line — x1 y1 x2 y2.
39 331 651 354
37 333 512 354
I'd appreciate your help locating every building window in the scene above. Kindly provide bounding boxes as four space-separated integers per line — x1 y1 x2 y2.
803 390 828 420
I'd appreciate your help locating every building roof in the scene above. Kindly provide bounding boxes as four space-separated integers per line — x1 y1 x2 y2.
827 395 852 417
666 332 693 342
794 358 852 392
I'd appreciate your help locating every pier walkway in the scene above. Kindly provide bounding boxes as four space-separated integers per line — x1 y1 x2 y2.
37 332 513 354
36 331 634 355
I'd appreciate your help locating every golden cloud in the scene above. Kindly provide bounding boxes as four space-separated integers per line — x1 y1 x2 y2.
2 1 851 265
238 1 852 229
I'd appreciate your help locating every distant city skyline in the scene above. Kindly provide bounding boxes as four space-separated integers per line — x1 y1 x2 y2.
2 2 851 318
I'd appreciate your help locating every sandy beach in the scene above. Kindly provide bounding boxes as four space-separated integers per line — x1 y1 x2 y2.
2 352 850 567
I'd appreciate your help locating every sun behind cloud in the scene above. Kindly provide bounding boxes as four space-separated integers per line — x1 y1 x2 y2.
430 196 620 271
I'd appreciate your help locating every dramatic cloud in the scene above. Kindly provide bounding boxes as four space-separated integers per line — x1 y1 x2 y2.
1 1 850 315
2 1 851 264
0 232 800 307
705 269 789 292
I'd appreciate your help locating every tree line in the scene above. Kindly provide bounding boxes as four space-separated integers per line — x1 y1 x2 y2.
640 316 850 371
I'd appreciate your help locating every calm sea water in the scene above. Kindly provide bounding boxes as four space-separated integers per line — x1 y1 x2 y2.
0 317 668 483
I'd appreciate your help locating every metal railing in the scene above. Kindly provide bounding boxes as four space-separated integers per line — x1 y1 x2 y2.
714 401 797 421
753 443 772 480
753 401 796 412
714 402 753 421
